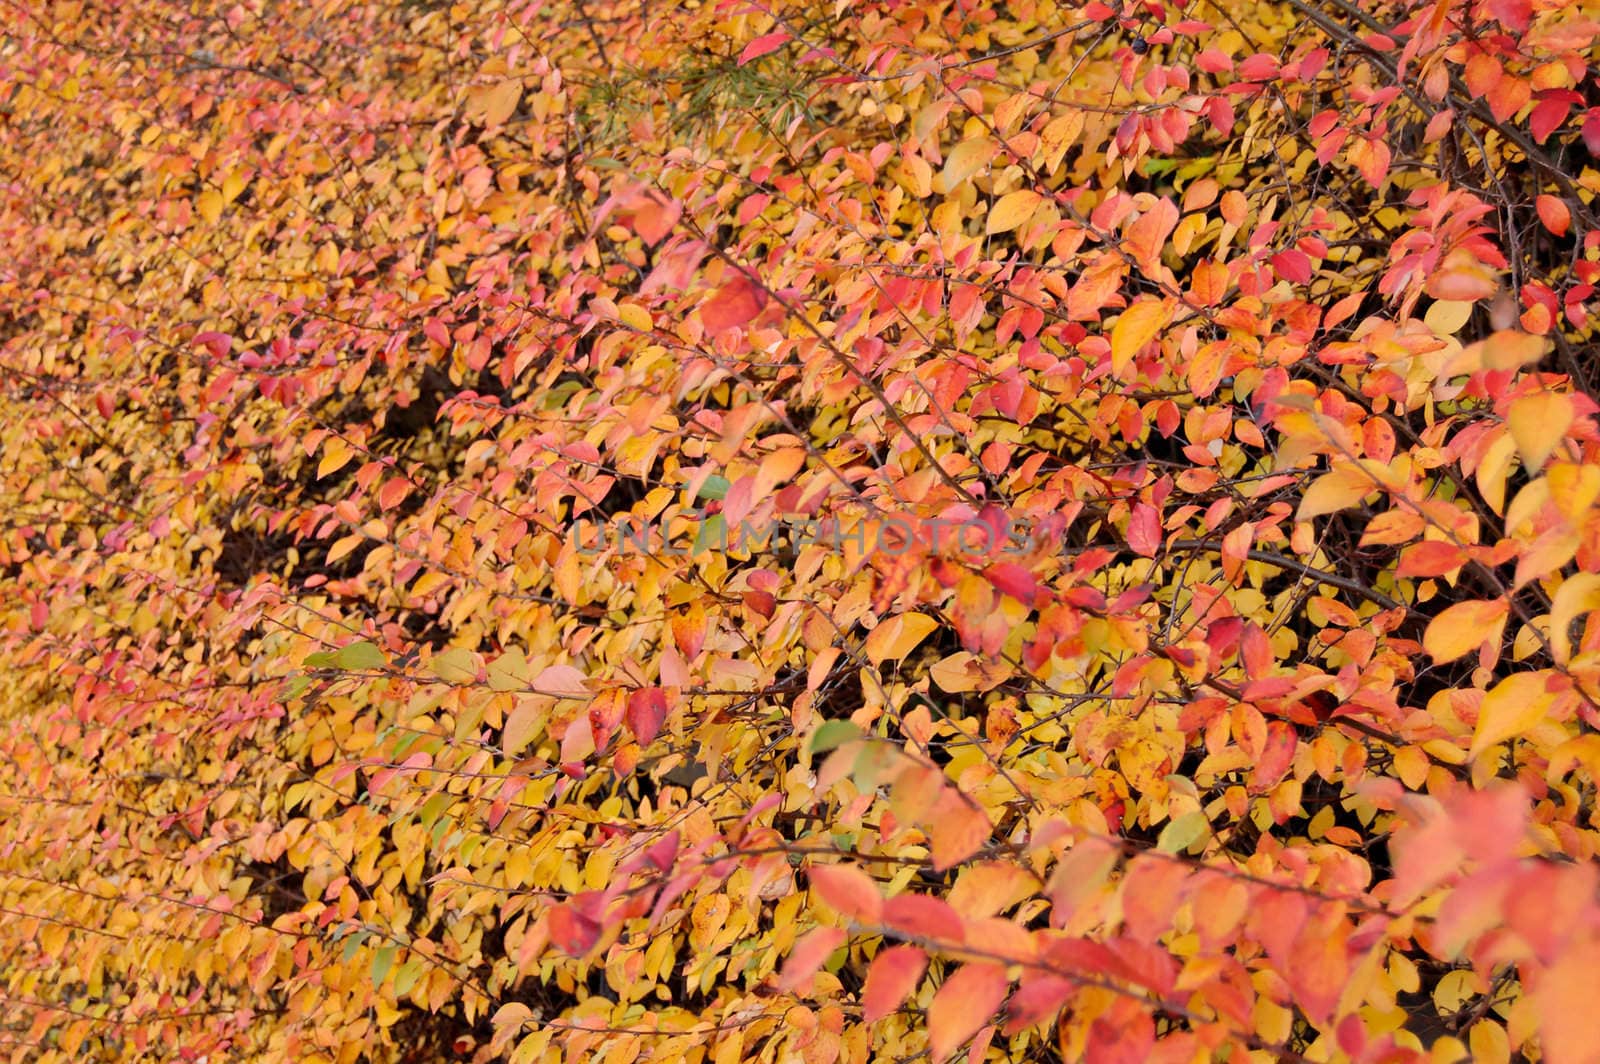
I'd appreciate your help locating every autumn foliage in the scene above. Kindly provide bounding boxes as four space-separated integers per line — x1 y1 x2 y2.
3 0 1600 1060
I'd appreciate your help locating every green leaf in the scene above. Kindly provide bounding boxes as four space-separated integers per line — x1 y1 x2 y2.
696 474 731 501
371 944 397 988
341 930 371 962
693 513 728 553
810 719 863 755
392 958 426 997
336 641 387 671
1157 810 1210 854
302 651 338 669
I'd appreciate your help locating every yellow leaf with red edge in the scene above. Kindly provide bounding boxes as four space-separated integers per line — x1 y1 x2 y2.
939 137 996 192
928 963 1008 1063
1469 671 1556 760
1507 391 1573 471
986 190 1040 234
1109 300 1167 376
865 613 938 665
1423 598 1509 663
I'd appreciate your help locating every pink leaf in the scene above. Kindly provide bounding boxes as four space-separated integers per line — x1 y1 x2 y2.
738 31 789 66
778 926 845 991
862 945 928 1023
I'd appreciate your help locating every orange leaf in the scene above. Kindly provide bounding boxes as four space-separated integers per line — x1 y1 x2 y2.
861 945 927 1023
1297 461 1378 520
1422 598 1509 663
947 862 1038 919
865 613 938 665
939 137 997 192
1536 194 1572 236
928 963 1009 1062
809 864 883 923
1109 300 1167 377
986 190 1041 235
928 789 991 871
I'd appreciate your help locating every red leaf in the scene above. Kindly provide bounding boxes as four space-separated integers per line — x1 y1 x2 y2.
778 926 846 991
809 864 883 923
548 903 602 956
928 963 1009 1063
1086 1004 1155 1064
701 276 768 334
1125 503 1161 557
862 945 928 1023
1249 721 1298 793
1004 975 1075 1032
738 31 789 66
982 563 1039 606
1487 0 1531 30
625 687 667 745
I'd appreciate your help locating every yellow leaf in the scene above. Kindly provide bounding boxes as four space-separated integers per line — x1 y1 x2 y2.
1109 300 1167 376
864 613 938 665
471 80 522 126
316 241 340 274
938 136 996 193
899 154 932 198
221 170 249 204
1424 300 1473 335
1475 430 1517 515
617 303 652 331
1038 112 1084 175
1422 598 1508 663
430 646 481 684
986 189 1041 234
197 189 223 225
1507 391 1573 471
1550 573 1600 664
502 697 545 756
1469 671 1556 760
